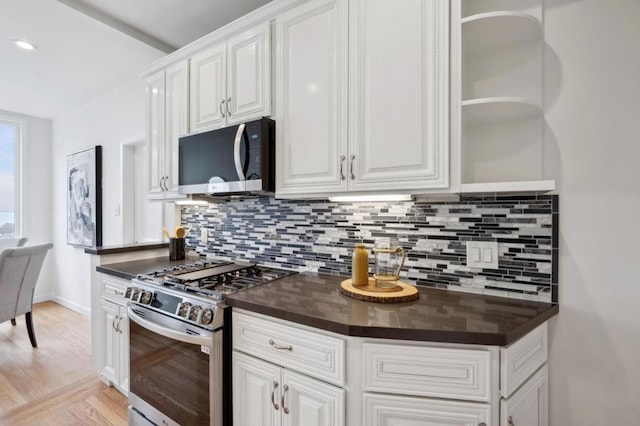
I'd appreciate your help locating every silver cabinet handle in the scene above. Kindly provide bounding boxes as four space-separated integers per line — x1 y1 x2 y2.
112 316 118 332
226 97 232 116
270 381 280 410
114 290 124 296
268 338 292 351
281 384 289 414
219 99 226 118
163 176 169 191
508 416 515 426
116 315 123 334
339 155 346 180
350 154 356 180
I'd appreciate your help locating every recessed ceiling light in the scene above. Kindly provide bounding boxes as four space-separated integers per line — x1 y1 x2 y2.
13 39 37 51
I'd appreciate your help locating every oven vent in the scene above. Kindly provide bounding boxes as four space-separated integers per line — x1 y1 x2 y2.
186 328 201 336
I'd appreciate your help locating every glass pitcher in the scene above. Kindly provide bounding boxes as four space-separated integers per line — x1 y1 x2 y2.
373 238 407 288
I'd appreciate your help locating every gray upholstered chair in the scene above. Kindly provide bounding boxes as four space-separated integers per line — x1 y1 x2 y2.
0 237 28 250
0 243 53 347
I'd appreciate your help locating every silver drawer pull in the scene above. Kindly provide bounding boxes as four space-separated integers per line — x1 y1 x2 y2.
268 338 292 351
271 381 280 410
508 417 515 426
114 290 124 295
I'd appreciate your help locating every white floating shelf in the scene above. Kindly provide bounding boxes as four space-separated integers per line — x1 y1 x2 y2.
460 180 555 194
462 97 542 126
462 12 542 54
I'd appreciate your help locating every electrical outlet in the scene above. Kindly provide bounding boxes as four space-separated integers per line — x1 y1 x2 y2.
200 228 208 243
466 241 499 269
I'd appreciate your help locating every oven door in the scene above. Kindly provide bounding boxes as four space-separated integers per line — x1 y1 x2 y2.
127 305 222 426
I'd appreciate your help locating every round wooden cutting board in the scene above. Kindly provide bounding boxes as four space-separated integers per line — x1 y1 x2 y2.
340 278 419 303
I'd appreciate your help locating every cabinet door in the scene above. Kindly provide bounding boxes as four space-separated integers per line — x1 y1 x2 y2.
227 23 271 124
282 369 345 426
164 60 189 197
501 365 548 426
275 0 349 196
117 308 129 395
364 393 490 426
145 70 166 199
190 44 226 131
99 299 119 385
348 0 449 191
233 352 282 426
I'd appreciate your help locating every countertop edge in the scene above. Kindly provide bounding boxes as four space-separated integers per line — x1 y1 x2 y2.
95 266 136 281
85 242 168 255
227 298 558 346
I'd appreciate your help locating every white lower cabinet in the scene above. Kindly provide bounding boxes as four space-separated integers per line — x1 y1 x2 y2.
98 276 129 395
364 393 490 426
233 351 345 426
500 366 548 426
233 309 549 426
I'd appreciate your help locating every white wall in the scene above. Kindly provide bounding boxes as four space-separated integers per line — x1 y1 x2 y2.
0 109 53 302
545 0 640 423
51 77 149 315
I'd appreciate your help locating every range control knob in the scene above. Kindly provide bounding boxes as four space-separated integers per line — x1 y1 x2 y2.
131 288 140 301
139 291 152 305
189 305 203 322
178 302 191 317
200 308 214 325
124 287 134 299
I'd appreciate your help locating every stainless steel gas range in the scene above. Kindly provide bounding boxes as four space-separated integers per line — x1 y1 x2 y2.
125 259 295 426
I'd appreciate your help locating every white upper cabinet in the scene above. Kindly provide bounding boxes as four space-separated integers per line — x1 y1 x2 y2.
275 0 349 196
348 0 449 192
190 44 226 130
145 61 189 200
276 0 449 197
190 22 271 132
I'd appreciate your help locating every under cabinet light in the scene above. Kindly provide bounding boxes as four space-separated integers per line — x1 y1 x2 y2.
328 194 413 203
174 198 209 206
13 39 37 50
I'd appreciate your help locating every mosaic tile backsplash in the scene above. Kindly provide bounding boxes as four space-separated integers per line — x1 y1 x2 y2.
182 194 558 303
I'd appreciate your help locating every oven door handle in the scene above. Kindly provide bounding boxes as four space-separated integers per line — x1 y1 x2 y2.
127 307 213 347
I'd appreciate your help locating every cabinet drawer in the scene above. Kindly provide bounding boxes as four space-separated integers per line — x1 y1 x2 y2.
232 311 345 386
364 393 491 426
363 342 492 402
500 322 548 398
101 275 129 305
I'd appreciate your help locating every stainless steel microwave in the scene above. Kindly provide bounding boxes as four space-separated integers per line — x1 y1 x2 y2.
178 117 275 195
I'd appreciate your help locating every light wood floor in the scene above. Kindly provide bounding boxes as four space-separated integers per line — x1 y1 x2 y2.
0 302 128 425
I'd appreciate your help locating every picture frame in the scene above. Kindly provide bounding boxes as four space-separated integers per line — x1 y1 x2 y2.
67 146 102 247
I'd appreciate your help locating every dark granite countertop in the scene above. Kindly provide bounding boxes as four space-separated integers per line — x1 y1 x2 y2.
85 241 168 255
96 256 202 280
227 272 559 346
97 258 558 346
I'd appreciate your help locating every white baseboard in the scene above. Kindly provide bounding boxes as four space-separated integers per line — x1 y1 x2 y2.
33 294 52 304
50 295 91 318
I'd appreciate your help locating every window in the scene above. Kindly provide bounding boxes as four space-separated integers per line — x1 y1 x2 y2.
0 118 21 238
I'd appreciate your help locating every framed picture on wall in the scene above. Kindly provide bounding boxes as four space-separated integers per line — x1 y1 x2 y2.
67 146 102 247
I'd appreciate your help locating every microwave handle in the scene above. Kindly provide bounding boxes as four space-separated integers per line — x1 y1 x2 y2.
234 123 246 181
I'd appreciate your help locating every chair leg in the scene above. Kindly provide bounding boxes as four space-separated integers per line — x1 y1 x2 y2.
25 312 37 348
10 318 16 326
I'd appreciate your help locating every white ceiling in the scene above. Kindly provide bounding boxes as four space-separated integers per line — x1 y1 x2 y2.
0 0 272 119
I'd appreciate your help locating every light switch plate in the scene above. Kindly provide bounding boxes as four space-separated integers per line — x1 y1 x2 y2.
466 241 499 269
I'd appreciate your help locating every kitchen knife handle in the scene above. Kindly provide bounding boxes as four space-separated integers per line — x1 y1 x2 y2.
269 338 292 351
350 154 356 180
340 155 346 180
281 384 289 414
271 381 280 410
219 99 226 118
